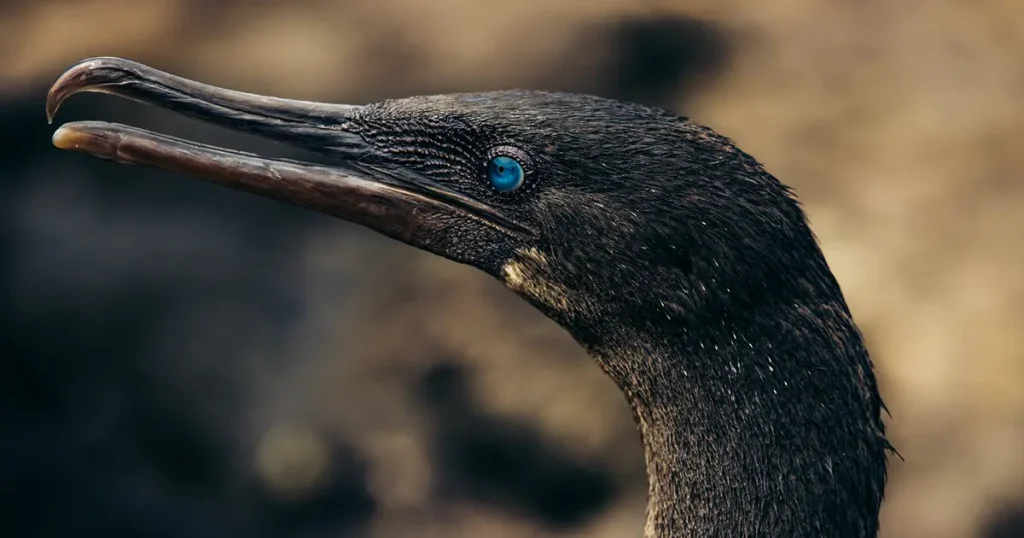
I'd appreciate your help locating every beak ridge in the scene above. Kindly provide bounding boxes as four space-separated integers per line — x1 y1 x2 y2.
46 57 365 138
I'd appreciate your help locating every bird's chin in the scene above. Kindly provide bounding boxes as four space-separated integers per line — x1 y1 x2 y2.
46 57 533 252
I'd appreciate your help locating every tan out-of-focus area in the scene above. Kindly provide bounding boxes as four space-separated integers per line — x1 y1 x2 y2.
2 1 1022 537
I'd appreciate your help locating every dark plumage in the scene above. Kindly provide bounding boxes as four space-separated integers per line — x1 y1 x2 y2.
47 58 891 537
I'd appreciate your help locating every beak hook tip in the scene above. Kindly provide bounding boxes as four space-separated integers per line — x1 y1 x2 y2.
46 70 73 125
45 56 122 126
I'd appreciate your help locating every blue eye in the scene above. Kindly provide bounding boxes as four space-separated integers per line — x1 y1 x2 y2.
487 155 525 192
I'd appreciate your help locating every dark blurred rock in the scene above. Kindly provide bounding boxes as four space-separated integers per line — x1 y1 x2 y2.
601 16 731 108
419 361 618 529
981 501 1024 538
540 14 731 110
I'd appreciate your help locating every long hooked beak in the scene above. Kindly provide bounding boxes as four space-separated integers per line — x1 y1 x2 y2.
47 57 530 249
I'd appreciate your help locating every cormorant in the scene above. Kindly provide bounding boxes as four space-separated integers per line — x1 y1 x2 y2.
46 57 890 538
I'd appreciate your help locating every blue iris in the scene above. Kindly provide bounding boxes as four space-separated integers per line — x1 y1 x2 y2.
488 155 525 192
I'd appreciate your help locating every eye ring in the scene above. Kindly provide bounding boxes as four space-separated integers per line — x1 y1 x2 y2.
484 146 533 193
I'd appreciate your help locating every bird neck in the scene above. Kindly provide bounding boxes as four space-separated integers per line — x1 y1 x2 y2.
577 298 887 538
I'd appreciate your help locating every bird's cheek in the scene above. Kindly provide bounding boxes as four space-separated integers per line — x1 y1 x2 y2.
405 215 511 272
500 247 581 316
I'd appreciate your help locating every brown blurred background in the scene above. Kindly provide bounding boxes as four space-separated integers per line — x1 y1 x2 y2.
1 1 1022 537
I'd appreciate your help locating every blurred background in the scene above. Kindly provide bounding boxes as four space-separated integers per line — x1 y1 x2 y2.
2 1 1022 537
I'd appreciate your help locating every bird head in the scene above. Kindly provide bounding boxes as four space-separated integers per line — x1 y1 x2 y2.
48 58 828 342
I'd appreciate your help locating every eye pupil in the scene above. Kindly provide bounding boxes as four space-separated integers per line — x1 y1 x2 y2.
487 155 525 192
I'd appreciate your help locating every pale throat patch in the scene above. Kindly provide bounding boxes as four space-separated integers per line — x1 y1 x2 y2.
501 247 574 313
